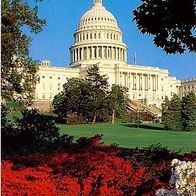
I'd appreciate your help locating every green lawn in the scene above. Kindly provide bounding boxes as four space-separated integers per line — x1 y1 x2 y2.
58 123 196 153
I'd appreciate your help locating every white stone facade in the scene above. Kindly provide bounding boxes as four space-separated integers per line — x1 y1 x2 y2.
35 0 182 108
180 78 196 97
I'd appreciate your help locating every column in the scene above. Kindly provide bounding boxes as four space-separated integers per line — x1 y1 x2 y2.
73 50 75 62
92 46 94 59
75 49 77 61
87 47 89 59
125 49 127 62
155 76 157 91
94 46 97 58
70 51 72 63
142 74 145 91
89 47 92 59
132 73 134 90
148 74 152 90
139 74 141 90
143 74 145 90
110 47 112 59
78 48 80 61
111 47 114 59
102 46 104 59
145 75 148 91
137 74 139 90
79 48 82 60
81 48 83 60
153 75 155 91
128 73 131 88
97 46 99 59
116 48 118 60
107 46 109 59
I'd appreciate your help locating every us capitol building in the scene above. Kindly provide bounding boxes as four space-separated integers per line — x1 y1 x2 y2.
35 0 184 112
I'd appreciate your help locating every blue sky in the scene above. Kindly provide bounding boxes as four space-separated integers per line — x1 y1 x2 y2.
28 0 196 79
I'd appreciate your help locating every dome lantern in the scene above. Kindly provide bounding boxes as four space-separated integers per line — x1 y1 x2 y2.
93 0 103 7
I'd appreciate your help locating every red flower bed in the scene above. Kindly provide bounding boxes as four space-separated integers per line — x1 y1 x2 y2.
2 135 195 196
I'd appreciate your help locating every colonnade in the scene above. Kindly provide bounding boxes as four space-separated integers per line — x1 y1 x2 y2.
71 46 127 63
75 32 121 42
118 72 159 91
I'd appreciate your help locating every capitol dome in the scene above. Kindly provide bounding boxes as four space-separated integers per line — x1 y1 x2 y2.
70 0 127 67
79 1 118 29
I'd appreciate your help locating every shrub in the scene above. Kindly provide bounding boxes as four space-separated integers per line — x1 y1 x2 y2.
162 93 196 131
2 136 175 195
2 109 73 156
66 111 84 125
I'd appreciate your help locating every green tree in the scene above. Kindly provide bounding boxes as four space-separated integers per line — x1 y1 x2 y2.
182 92 196 131
133 0 196 54
53 78 92 121
162 96 171 129
107 84 128 124
53 91 68 119
86 65 109 124
1 0 46 105
162 94 183 131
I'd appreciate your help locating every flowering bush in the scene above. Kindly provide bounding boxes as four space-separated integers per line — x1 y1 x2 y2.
2 135 195 195
156 159 196 196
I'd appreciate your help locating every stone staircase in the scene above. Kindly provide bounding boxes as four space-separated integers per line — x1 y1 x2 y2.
127 99 162 117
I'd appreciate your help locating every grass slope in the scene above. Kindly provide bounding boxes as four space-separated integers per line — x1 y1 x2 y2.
58 123 196 153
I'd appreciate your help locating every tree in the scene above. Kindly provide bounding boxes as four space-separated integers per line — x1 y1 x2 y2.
86 65 109 124
107 85 128 124
53 78 92 121
161 96 171 129
53 91 68 119
162 94 183 131
181 92 196 131
133 0 196 54
1 0 46 105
